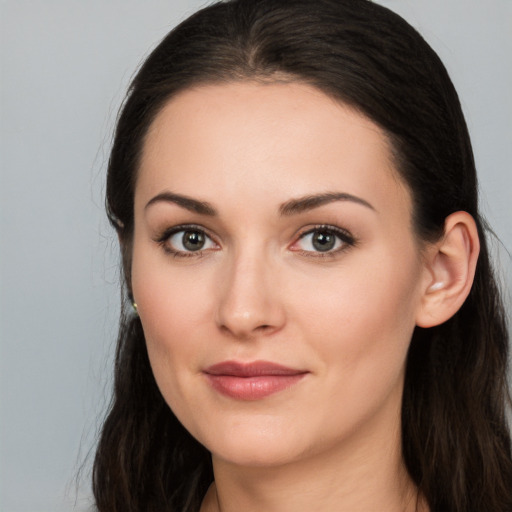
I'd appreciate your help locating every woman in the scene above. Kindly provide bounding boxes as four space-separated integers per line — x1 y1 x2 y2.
93 0 512 510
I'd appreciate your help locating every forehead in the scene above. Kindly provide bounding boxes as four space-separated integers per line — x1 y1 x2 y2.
137 81 411 219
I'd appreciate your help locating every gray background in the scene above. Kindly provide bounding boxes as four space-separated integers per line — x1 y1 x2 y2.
1 1 510 511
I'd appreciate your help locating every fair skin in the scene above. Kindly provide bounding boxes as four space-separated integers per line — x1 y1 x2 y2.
131 81 478 511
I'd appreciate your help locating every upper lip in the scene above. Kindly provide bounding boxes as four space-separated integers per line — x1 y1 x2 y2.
204 360 307 377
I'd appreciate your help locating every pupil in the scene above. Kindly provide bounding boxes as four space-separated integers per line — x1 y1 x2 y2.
182 231 205 251
312 231 335 252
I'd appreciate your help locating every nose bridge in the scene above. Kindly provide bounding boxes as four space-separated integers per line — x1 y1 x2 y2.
216 243 284 338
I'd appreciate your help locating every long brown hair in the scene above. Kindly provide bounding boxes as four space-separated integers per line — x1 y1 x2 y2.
94 1 512 510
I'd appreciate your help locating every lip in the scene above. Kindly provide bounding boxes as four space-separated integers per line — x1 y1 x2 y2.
203 361 308 400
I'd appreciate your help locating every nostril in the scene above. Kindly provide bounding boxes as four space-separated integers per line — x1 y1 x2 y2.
218 320 278 339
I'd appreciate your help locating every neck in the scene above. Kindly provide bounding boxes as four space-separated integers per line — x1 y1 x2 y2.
201 411 426 512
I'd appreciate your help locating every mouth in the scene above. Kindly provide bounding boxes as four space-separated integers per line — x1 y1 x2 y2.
203 361 309 400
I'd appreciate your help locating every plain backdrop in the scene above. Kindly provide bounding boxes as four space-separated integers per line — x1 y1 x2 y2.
1 1 510 510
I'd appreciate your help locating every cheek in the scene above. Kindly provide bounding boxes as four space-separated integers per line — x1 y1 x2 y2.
130 243 214 404
135 272 211 346
292 248 422 383
131 232 214 336
283 252 422 443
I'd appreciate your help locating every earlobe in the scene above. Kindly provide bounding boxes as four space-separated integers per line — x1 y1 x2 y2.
416 211 480 328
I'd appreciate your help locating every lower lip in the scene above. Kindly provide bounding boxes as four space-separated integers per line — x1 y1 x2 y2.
205 374 306 400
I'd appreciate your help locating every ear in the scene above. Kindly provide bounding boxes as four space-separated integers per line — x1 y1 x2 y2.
415 211 480 328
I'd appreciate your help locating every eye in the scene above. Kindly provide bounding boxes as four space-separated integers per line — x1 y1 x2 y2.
291 226 355 255
157 226 218 256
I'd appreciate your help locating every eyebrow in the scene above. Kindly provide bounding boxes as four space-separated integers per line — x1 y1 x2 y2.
279 192 376 215
145 190 375 217
145 191 217 216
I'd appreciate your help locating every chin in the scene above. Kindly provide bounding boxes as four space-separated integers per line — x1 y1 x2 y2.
196 419 310 468
212 441 304 468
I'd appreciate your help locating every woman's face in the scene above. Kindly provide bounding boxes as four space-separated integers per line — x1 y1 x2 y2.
132 82 430 468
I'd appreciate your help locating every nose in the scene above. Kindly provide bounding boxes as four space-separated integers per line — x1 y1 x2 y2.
215 250 286 339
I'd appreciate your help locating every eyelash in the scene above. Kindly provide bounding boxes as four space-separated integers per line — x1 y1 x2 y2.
291 224 356 259
155 224 219 258
154 223 356 259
